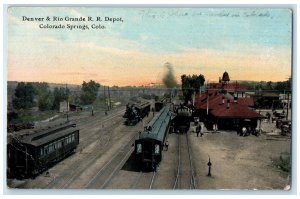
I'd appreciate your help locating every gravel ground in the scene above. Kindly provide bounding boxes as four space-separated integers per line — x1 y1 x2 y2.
189 122 291 190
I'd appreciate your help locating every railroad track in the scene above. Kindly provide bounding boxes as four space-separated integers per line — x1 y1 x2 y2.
173 133 196 189
42 110 126 189
85 135 137 189
131 171 156 189
78 113 125 148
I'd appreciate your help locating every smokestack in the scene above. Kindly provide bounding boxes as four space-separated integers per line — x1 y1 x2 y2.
227 99 230 109
234 96 238 103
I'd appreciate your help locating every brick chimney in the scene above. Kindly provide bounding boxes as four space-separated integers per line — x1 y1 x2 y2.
234 96 238 103
227 99 230 109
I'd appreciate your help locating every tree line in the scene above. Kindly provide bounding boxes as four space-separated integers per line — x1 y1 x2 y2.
11 80 100 112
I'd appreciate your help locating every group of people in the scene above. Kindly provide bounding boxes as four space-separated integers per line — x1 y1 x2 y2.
239 126 261 137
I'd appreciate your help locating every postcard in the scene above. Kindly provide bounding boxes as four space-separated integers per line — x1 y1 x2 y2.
6 7 292 191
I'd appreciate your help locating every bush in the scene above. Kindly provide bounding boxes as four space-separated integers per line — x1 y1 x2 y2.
272 154 291 173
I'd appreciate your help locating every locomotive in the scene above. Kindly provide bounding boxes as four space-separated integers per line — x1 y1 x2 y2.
7 121 79 179
172 104 192 134
134 104 172 171
123 102 151 126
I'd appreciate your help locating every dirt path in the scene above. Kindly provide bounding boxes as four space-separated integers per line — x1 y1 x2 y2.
189 130 291 190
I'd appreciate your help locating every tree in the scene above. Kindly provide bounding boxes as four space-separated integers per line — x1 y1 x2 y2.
52 87 70 110
12 82 36 109
274 78 291 91
35 82 53 111
38 90 53 111
181 74 205 104
80 80 100 105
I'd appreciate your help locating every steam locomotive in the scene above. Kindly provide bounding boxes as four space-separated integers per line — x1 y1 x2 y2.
123 102 151 126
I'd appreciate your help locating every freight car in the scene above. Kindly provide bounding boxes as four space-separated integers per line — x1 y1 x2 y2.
7 121 79 179
135 104 172 171
123 102 151 126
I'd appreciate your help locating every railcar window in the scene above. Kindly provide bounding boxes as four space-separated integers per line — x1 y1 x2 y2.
57 141 62 148
155 144 160 154
44 146 48 155
137 144 142 153
49 144 54 153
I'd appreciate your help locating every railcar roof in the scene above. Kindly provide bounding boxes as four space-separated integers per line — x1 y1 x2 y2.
9 122 79 147
140 104 171 142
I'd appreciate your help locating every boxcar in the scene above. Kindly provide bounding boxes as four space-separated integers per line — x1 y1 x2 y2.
7 122 79 179
135 104 172 171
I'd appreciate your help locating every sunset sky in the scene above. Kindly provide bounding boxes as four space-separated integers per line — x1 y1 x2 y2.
7 7 292 86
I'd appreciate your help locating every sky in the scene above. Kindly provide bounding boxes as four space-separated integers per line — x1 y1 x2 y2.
7 7 292 86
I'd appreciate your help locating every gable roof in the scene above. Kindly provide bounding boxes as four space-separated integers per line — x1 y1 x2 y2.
194 92 263 119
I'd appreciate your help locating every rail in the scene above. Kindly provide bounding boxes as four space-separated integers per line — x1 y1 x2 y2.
44 110 129 189
84 135 137 189
173 133 181 189
132 171 156 189
173 133 197 189
186 133 196 189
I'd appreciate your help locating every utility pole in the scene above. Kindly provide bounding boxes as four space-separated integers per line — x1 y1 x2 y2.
286 91 289 120
103 86 107 110
206 80 209 115
108 86 111 110
66 84 69 122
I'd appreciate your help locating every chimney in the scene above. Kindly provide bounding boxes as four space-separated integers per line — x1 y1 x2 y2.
227 99 230 109
234 96 238 103
222 96 225 104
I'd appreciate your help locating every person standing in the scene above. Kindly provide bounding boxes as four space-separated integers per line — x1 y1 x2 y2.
196 125 200 137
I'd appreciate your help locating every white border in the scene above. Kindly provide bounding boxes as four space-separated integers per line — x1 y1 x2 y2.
1 0 299 198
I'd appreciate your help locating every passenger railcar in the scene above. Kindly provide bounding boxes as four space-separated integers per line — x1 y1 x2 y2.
154 97 168 112
135 104 172 171
7 122 79 179
124 102 151 126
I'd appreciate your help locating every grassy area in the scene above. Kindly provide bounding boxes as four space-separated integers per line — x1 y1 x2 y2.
272 153 291 173
9 109 61 124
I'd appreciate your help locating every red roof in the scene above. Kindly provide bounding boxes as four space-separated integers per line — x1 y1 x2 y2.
194 92 263 119
238 98 254 107
210 102 264 119
194 91 223 110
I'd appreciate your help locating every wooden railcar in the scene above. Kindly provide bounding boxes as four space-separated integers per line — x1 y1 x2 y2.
7 122 79 179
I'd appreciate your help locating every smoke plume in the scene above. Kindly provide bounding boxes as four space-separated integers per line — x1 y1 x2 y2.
162 62 177 88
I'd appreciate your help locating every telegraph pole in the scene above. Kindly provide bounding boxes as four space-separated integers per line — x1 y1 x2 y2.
66 84 69 121
108 86 111 110
286 91 289 120
103 86 107 110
